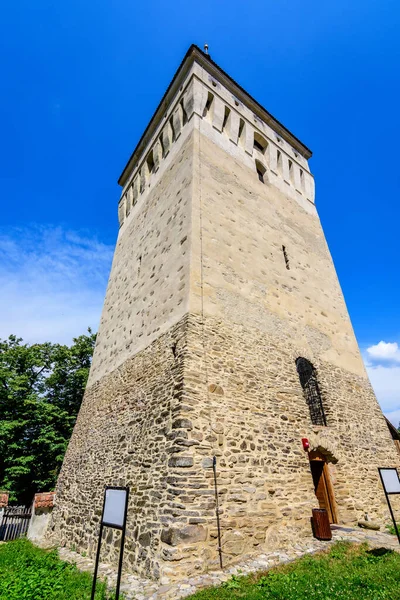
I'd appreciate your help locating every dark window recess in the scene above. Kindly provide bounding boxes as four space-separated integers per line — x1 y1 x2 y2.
282 245 290 270
238 118 245 143
159 134 165 158
254 132 268 153
296 358 327 426
203 92 214 117
169 116 176 142
277 149 282 172
222 106 230 131
180 99 188 125
255 160 266 183
146 151 155 174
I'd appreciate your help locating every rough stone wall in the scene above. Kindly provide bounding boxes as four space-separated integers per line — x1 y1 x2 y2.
158 314 399 578
50 317 189 579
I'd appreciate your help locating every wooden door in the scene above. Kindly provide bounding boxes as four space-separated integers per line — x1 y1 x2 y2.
309 454 337 523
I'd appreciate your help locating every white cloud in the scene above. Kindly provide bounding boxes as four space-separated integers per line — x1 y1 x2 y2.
363 341 400 428
367 341 400 363
0 225 113 345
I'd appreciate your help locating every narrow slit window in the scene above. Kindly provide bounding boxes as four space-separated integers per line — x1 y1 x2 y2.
282 245 290 270
203 92 214 118
238 118 245 145
255 160 266 183
222 106 230 132
146 150 155 175
180 99 188 125
169 116 176 142
159 133 165 158
300 168 304 189
254 132 268 154
288 159 295 184
296 358 327 426
277 150 282 173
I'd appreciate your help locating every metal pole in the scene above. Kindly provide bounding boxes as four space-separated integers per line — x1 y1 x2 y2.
385 491 400 546
212 456 223 570
90 523 104 600
378 468 400 547
115 487 129 600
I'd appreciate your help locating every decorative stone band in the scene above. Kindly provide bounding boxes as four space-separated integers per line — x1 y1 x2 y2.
34 492 56 510
0 491 9 508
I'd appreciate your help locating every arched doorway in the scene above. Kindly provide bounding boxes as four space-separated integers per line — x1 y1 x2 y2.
309 450 338 523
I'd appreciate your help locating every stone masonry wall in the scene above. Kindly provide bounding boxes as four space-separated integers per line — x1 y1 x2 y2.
50 317 189 579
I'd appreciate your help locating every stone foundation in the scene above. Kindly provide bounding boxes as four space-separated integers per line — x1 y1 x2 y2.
49 313 399 581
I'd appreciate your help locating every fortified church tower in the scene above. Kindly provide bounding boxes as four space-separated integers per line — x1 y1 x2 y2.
51 45 399 580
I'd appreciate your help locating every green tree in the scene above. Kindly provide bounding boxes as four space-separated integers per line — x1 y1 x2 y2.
0 331 96 505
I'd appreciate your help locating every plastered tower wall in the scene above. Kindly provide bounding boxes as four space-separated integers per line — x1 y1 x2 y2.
50 46 399 581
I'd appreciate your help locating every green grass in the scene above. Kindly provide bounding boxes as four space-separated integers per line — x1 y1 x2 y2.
187 542 400 600
0 538 113 600
385 522 400 536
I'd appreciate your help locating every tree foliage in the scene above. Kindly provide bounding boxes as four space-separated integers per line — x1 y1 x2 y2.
0 331 96 505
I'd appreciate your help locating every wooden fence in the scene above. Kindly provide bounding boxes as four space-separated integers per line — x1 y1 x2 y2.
0 506 31 541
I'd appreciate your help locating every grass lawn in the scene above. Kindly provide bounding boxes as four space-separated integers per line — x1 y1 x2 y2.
187 542 400 600
0 538 112 600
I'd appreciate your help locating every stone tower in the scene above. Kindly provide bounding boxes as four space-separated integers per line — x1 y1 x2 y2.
51 45 399 581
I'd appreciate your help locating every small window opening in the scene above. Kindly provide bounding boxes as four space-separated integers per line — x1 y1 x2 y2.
171 342 177 358
254 132 268 154
296 358 326 426
277 150 282 173
300 169 304 189
255 160 266 183
222 106 230 132
203 92 214 118
288 159 295 184
159 133 165 158
146 150 155 175
282 245 290 270
238 118 245 145
169 116 176 142
180 99 188 126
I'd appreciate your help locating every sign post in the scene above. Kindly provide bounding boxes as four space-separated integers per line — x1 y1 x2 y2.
378 468 400 545
91 486 129 600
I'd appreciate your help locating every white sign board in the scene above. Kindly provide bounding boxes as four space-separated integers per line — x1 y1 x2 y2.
102 488 128 528
380 468 400 494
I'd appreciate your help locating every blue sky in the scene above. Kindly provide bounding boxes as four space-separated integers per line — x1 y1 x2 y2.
1 1 399 423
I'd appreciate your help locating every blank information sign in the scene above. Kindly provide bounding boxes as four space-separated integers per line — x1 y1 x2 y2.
102 488 128 528
379 468 400 494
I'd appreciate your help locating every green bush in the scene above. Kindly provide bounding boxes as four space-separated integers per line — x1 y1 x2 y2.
187 542 400 600
0 539 111 600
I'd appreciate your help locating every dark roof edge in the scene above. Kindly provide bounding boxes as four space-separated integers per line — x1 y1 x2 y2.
385 416 400 440
118 44 312 187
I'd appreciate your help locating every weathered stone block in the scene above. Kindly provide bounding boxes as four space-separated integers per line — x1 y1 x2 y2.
161 525 207 547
